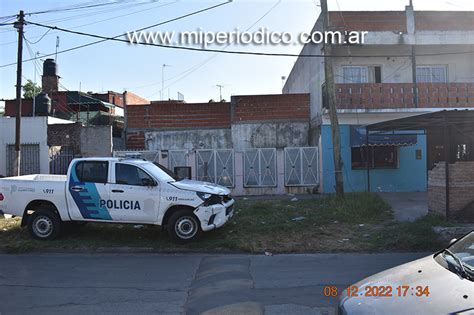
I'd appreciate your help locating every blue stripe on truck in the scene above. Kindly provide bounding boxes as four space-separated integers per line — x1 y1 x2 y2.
69 162 112 220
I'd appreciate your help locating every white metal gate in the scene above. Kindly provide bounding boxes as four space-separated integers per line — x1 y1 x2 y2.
113 150 160 162
168 150 188 170
284 147 319 186
243 148 277 187
6 143 40 176
196 149 234 187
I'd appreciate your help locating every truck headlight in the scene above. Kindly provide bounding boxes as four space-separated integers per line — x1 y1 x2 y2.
196 192 222 206
197 192 212 201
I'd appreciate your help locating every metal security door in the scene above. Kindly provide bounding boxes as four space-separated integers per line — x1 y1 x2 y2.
302 147 319 185
168 150 187 170
284 148 302 186
50 146 75 174
196 149 234 187
244 148 276 187
7 143 40 176
284 147 319 186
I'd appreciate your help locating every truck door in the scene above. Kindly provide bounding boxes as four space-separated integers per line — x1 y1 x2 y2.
108 162 160 223
66 160 112 221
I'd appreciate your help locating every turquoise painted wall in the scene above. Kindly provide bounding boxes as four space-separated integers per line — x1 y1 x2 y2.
321 125 427 193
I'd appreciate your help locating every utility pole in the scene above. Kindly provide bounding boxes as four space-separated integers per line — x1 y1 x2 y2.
14 10 24 176
216 84 224 101
321 0 344 196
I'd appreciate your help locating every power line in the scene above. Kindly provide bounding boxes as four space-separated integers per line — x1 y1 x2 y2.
0 1 233 68
1 1 177 47
24 1 127 16
160 0 283 93
26 20 474 59
24 28 52 44
2 5 474 68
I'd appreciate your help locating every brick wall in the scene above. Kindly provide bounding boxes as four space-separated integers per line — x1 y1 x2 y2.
127 101 231 129
335 83 474 110
232 94 310 122
328 11 474 32
4 99 33 116
415 11 474 31
47 123 82 154
329 11 406 32
428 161 474 217
125 91 150 105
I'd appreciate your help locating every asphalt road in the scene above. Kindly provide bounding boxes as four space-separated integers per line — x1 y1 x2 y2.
0 252 428 314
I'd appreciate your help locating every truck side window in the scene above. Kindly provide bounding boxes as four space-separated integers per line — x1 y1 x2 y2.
75 161 108 183
115 163 153 186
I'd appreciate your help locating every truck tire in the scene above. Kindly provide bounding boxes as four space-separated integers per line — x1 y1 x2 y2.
27 210 62 240
167 209 202 244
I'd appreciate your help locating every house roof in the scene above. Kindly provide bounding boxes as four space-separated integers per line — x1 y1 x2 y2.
366 109 474 134
67 91 116 108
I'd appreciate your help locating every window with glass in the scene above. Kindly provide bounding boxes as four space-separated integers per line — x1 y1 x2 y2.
115 163 154 186
351 146 399 169
75 161 108 183
416 66 447 83
342 66 369 83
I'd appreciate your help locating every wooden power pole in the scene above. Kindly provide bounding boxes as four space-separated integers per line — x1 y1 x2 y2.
321 0 344 196
14 10 24 176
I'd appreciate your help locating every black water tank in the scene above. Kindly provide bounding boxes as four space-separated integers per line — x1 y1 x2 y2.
43 58 57 76
34 92 51 116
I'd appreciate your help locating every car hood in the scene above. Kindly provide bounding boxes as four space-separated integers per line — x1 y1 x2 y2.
170 179 230 195
340 255 474 315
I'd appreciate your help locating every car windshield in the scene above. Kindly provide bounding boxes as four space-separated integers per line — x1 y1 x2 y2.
140 162 176 183
445 231 474 272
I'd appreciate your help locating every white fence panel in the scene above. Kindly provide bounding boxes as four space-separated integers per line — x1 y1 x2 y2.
243 148 276 187
196 149 234 187
284 147 319 186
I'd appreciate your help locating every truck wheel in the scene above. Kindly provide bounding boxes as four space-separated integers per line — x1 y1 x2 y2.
28 210 62 240
167 209 202 244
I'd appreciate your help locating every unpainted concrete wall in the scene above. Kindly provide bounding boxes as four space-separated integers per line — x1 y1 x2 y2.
231 122 309 151
145 129 232 151
80 125 113 157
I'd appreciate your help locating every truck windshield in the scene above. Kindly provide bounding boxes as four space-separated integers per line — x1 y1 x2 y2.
447 232 474 272
140 162 176 183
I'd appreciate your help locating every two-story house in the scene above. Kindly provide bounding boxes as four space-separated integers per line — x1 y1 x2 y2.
283 5 474 195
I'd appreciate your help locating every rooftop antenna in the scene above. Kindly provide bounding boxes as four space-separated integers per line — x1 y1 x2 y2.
55 36 60 62
216 84 224 101
161 64 171 100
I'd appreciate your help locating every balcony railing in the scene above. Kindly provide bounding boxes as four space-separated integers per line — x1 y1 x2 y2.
331 83 474 109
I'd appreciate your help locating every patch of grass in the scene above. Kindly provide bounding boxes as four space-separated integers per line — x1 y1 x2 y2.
367 214 449 251
0 193 441 254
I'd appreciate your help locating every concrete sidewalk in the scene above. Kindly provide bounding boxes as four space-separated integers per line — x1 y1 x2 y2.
378 192 428 221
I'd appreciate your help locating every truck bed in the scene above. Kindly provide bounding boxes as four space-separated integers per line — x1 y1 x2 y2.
1 174 67 182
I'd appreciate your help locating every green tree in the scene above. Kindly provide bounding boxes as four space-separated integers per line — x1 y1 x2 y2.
23 79 41 99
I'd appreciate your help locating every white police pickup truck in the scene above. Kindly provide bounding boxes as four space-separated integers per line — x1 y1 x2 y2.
0 157 234 243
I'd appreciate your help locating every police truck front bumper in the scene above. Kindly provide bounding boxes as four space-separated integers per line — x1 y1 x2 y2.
196 198 234 232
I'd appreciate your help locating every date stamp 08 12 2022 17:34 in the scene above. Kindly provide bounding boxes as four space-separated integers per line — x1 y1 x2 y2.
323 285 431 298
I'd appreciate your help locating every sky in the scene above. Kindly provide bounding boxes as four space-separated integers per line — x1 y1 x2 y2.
1 0 474 106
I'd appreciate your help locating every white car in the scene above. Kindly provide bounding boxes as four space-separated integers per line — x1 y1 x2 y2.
0 157 234 243
339 231 474 314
